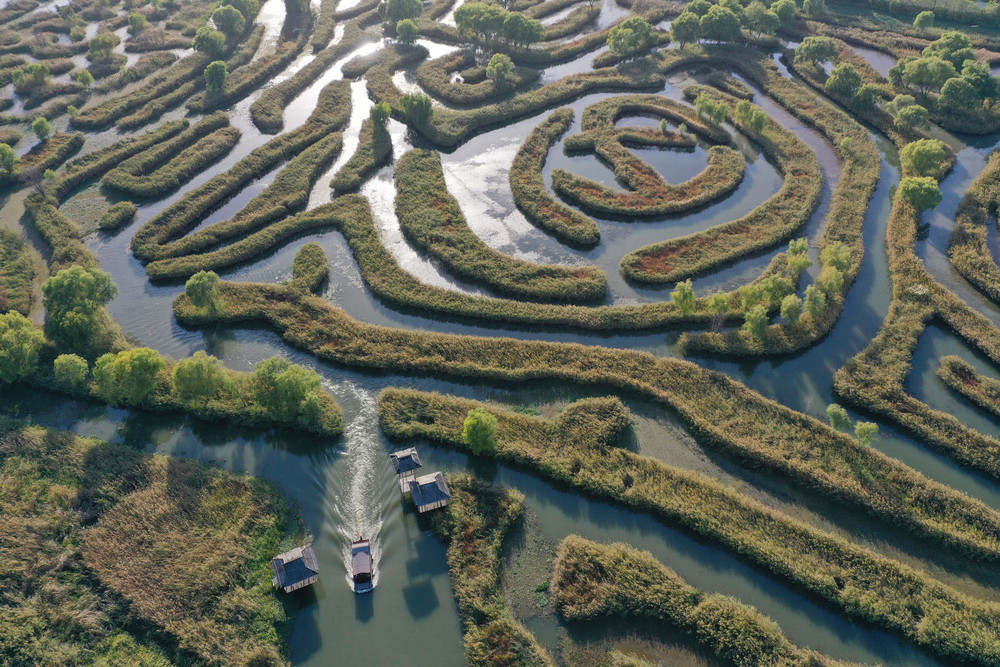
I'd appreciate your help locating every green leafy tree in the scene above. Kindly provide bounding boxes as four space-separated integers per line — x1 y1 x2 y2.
463 407 498 454
706 291 731 326
88 33 120 60
803 284 826 317
54 353 89 388
396 18 418 44
486 52 513 88
817 265 843 295
854 421 879 445
803 0 825 15
607 16 657 60
224 0 259 19
885 94 916 116
694 93 727 123
739 282 766 308
93 348 166 406
502 11 544 48
824 62 862 98
820 240 851 271
380 0 422 24
173 350 225 403
455 3 504 40
670 279 696 315
762 275 794 303
212 5 245 38
671 11 701 45
128 11 148 33
686 0 712 16
902 56 956 95
204 60 227 92
370 100 391 126
743 1 779 37
794 36 837 67
194 26 227 58
742 305 768 341
938 76 978 113
42 266 118 350
960 60 997 101
735 99 766 133
399 92 433 125
252 356 323 422
913 10 934 30
76 69 94 88
852 83 881 112
771 0 796 24
0 143 15 174
780 294 802 323
0 312 44 383
923 31 976 70
826 403 850 429
899 176 941 211
32 117 52 142
893 103 929 132
700 5 741 42
900 138 947 178
185 270 220 310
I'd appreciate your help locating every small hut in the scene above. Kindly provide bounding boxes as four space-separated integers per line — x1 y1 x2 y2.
407 472 452 513
390 447 423 494
272 545 319 593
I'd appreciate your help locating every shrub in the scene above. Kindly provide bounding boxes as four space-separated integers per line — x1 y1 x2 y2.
370 100 391 127
671 279 695 315
194 26 226 58
914 10 934 30
185 270 219 309
173 350 225 403
826 403 850 430
463 408 498 454
399 92 432 124
899 176 942 211
53 353 88 388
93 348 166 406
396 18 417 44
212 5 245 38
0 143 15 174
855 421 879 446
0 311 44 383
203 60 227 92
32 117 52 141
485 52 512 88
75 68 93 87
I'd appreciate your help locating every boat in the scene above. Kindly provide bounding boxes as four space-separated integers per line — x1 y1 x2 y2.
351 536 374 594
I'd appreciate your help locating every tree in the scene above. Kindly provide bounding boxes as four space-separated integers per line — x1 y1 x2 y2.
31 117 52 142
826 403 850 429
396 18 418 44
606 16 657 60
803 284 826 317
399 92 432 124
224 0 259 19
763 275 794 303
824 62 862 98
671 11 701 45
854 421 879 445
793 36 837 67
771 0 796 24
802 0 825 16
853 83 881 112
54 353 89 388
923 31 976 70
671 279 695 315
961 60 997 102
742 305 768 341
780 294 802 323
463 407 497 454
885 93 917 116
735 99 765 133
128 11 148 33
700 5 741 43
252 356 323 422
686 0 712 16
894 103 929 132
817 265 843 295
370 100 391 126
380 0 422 24
88 33 120 61
0 143 15 174
938 76 978 112
194 26 226 58
76 69 94 88
173 350 225 403
913 10 934 30
94 348 165 406
42 266 117 350
486 52 513 88
455 3 503 40
212 5 245 38
502 11 544 48
820 241 851 271
694 93 727 124
719 0 743 18
743 1 779 37
901 138 947 177
0 312 44 383
203 60 227 92
902 56 956 95
899 176 942 211
706 291 731 328
185 270 220 309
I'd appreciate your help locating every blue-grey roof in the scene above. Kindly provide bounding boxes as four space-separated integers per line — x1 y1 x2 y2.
273 545 319 587
390 447 423 474
409 472 451 506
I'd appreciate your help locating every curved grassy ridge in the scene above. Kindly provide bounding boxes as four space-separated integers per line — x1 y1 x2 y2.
572 95 732 145
621 86 821 285
24 192 97 271
551 537 847 667
554 144 746 217
0 132 83 186
0 229 36 316
430 474 554 667
937 355 1000 420
540 3 601 42
71 53 208 130
0 425 299 666
312 0 338 51
395 149 607 303
334 0 379 20
144 131 344 279
366 48 669 147
416 50 541 106
330 118 392 195
131 79 351 264
175 279 1000 566
291 242 328 293
187 26 306 113
98 201 137 230
949 149 1000 305
250 20 377 133
374 389 1000 665
509 108 601 247
92 51 179 94
672 49 880 355
101 113 240 198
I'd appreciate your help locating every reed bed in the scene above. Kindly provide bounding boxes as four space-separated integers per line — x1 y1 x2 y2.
948 149 1000 305
331 118 392 195
0 228 36 315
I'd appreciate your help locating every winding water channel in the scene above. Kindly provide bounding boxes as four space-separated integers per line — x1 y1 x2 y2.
6 0 1000 664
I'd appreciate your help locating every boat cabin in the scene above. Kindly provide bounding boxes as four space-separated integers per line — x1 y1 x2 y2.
407 471 452 513
272 545 319 593
352 537 374 594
